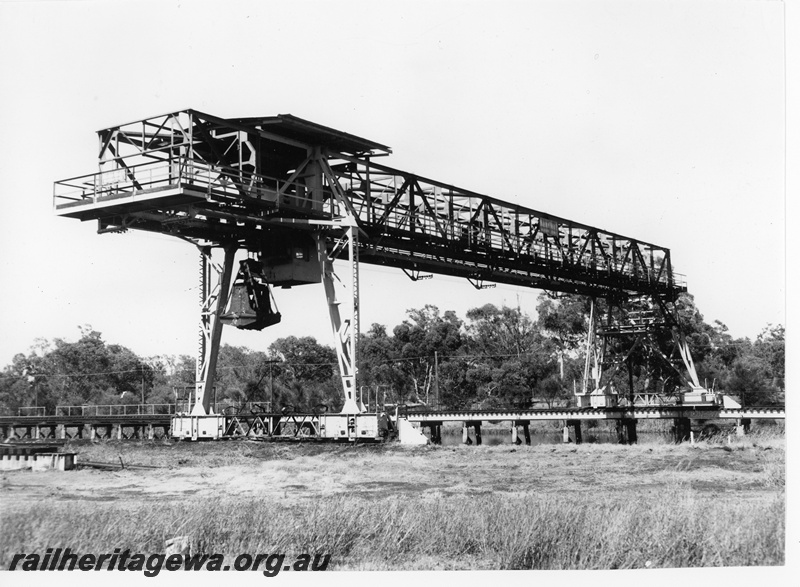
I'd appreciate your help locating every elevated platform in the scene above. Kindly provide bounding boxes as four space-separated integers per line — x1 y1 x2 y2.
54 109 686 300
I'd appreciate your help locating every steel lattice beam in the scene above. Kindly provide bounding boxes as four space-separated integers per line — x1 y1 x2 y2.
55 109 686 303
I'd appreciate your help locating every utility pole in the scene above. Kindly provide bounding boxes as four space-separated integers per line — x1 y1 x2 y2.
434 351 440 408
263 359 280 412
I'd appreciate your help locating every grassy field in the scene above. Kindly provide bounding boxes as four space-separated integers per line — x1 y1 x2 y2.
0 428 785 571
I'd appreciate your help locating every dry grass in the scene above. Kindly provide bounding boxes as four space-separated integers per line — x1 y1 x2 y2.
0 487 783 570
0 432 785 571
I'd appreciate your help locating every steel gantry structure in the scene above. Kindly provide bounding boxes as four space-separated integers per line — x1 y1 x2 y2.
54 109 706 440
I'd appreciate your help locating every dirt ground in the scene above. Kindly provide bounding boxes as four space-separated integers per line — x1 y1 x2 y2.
0 436 784 511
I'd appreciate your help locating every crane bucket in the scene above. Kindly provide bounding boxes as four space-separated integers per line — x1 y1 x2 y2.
220 259 281 330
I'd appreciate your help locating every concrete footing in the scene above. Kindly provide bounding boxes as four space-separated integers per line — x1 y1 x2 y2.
0 452 77 471
397 417 429 445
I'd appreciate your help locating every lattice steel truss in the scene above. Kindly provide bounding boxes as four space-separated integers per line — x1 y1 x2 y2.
54 109 689 414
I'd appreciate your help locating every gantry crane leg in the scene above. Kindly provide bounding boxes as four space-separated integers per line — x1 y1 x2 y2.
192 245 237 415
317 221 364 414
579 299 605 390
576 298 611 407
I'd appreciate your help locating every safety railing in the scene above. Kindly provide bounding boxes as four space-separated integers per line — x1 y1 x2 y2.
54 158 325 215
16 407 46 417
55 404 179 417
360 195 682 290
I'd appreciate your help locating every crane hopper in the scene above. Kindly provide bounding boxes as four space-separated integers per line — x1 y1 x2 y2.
220 259 281 330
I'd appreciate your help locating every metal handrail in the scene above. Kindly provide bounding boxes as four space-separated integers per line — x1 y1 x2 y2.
54 403 179 417
53 158 322 214
17 407 46 417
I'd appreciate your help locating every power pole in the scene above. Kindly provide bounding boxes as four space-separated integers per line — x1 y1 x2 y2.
434 351 440 408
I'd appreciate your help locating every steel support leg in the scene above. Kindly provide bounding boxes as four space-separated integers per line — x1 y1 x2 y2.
193 245 237 415
319 225 362 414
582 298 604 394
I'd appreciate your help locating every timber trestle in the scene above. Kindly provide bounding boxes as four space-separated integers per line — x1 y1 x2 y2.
407 406 784 445
1 405 783 444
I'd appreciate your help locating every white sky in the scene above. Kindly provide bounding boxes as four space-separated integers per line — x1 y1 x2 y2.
0 3 797 584
0 0 791 367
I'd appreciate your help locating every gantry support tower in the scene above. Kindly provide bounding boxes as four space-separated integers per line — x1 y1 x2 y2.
54 109 690 426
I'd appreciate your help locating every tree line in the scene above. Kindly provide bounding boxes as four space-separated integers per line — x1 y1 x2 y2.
0 294 784 414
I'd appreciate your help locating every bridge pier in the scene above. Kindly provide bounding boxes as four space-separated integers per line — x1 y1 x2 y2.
562 420 583 444
510 421 531 445
522 422 531 445
462 421 482 445
616 418 637 444
672 418 692 443
736 418 751 437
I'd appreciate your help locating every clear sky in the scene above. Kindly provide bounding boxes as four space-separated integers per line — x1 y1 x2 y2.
0 0 790 366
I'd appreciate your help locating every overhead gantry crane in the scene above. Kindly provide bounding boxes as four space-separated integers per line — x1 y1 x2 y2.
54 109 720 441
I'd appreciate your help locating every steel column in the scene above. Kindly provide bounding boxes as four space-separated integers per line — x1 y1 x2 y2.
193 245 237 415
